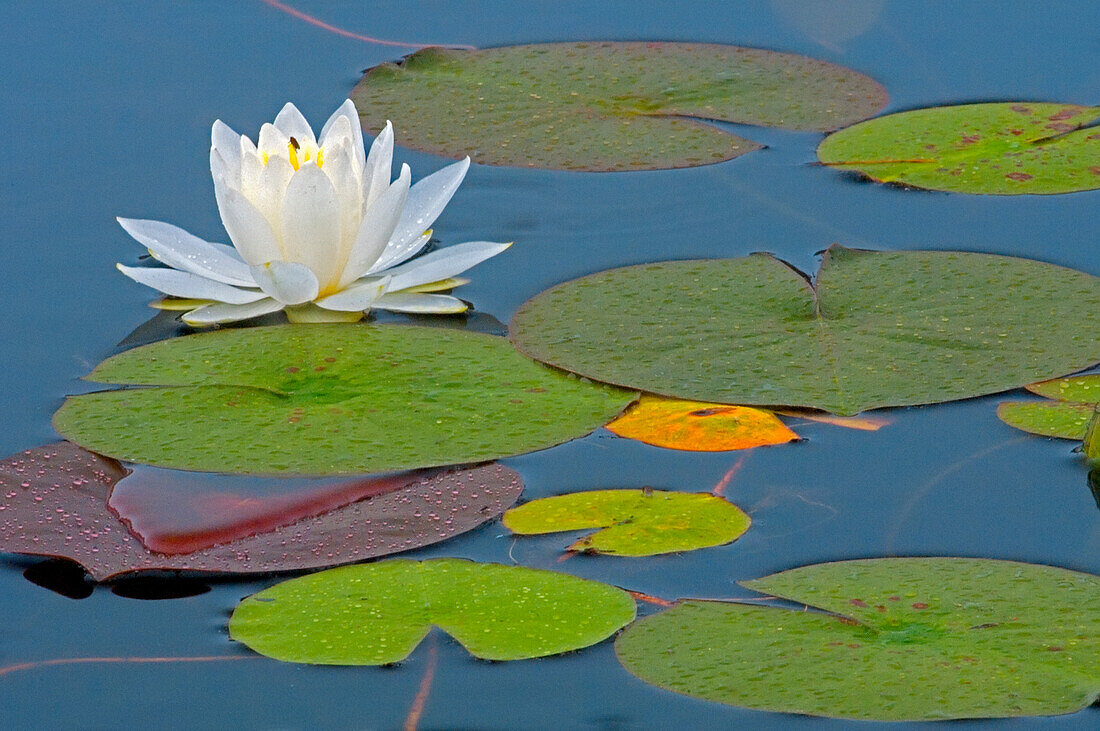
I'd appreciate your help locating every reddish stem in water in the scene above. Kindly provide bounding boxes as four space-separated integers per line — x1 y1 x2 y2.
0 654 253 677
258 0 476 50
404 637 438 731
711 456 746 497
627 590 674 607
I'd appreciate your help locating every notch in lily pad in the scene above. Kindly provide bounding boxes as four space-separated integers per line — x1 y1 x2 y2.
997 375 1100 440
52 324 635 475
510 247 1100 415
351 42 887 171
616 558 1100 720
503 489 750 556
818 102 1100 194
229 558 637 664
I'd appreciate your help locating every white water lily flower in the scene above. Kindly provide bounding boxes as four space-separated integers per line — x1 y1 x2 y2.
117 100 510 325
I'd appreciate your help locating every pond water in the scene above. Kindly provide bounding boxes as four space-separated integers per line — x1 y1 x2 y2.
1 0 1097 727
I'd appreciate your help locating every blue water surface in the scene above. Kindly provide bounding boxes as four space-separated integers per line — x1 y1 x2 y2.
1 1 1097 727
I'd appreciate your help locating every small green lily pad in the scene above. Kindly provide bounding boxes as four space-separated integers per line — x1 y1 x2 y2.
53 325 635 475
229 558 637 664
510 247 1100 415
999 374 1100 439
502 489 750 556
616 558 1100 720
817 102 1100 194
351 42 887 171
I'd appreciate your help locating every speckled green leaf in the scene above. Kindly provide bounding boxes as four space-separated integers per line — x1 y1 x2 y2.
503 489 749 556
229 558 636 664
818 102 1100 194
616 558 1100 720
997 401 1097 439
510 247 1100 415
53 325 635 475
1027 375 1100 403
351 42 887 171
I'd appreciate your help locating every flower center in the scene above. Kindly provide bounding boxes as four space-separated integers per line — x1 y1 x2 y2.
262 136 324 171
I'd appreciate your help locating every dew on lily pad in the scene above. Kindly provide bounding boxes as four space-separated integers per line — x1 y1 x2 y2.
350 42 887 171
229 558 637 664
53 324 635 475
503 489 750 556
615 558 1100 720
817 102 1100 194
998 374 1100 440
510 247 1100 415
0 442 522 580
604 395 798 451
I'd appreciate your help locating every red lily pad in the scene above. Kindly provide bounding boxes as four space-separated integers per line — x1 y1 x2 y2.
0 442 522 580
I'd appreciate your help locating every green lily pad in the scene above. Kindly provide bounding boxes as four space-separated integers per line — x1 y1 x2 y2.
616 558 1100 720
502 489 750 556
510 247 1100 415
350 42 887 172
998 374 1100 439
229 558 637 664
53 325 635 475
817 102 1100 194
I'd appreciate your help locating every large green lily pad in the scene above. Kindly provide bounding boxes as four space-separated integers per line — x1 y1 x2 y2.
351 42 887 171
502 489 750 556
53 325 635 474
616 558 1100 720
229 558 637 664
999 375 1100 439
510 247 1100 415
817 102 1100 194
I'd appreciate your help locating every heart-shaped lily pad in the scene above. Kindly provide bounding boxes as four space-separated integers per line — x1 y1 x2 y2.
817 102 1100 194
502 489 750 556
605 395 798 451
616 558 1100 720
229 558 637 664
510 247 1100 415
998 375 1100 439
0 443 522 580
53 324 634 474
350 42 887 171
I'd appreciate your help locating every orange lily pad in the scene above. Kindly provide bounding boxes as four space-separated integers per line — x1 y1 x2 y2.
605 395 798 451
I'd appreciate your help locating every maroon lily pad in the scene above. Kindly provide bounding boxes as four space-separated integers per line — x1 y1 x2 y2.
0 442 522 580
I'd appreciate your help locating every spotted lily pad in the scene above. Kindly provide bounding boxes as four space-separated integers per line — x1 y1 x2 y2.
0 442 522 580
503 489 750 556
229 558 637 664
998 375 1100 439
350 42 887 172
53 325 634 474
510 247 1100 415
605 395 798 451
616 558 1100 720
817 102 1100 194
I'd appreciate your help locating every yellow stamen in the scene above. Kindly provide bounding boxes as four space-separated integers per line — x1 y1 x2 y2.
287 140 300 171
316 148 324 168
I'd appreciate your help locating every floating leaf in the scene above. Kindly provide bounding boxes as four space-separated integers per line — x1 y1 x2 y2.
998 374 1100 439
0 443 522 580
503 489 750 556
229 558 636 664
53 325 634 474
616 558 1100 720
510 247 1100 415
817 102 1100 194
350 42 887 172
604 395 798 451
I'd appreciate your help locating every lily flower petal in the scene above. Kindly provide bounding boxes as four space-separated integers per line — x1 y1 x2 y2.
281 164 342 287
250 261 320 305
362 121 394 211
319 99 365 170
211 120 242 178
182 298 285 326
273 102 316 147
213 183 284 265
315 276 391 312
367 231 432 275
372 292 468 314
117 217 254 287
116 264 266 304
257 122 290 157
382 156 471 264
340 163 410 287
383 241 512 292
